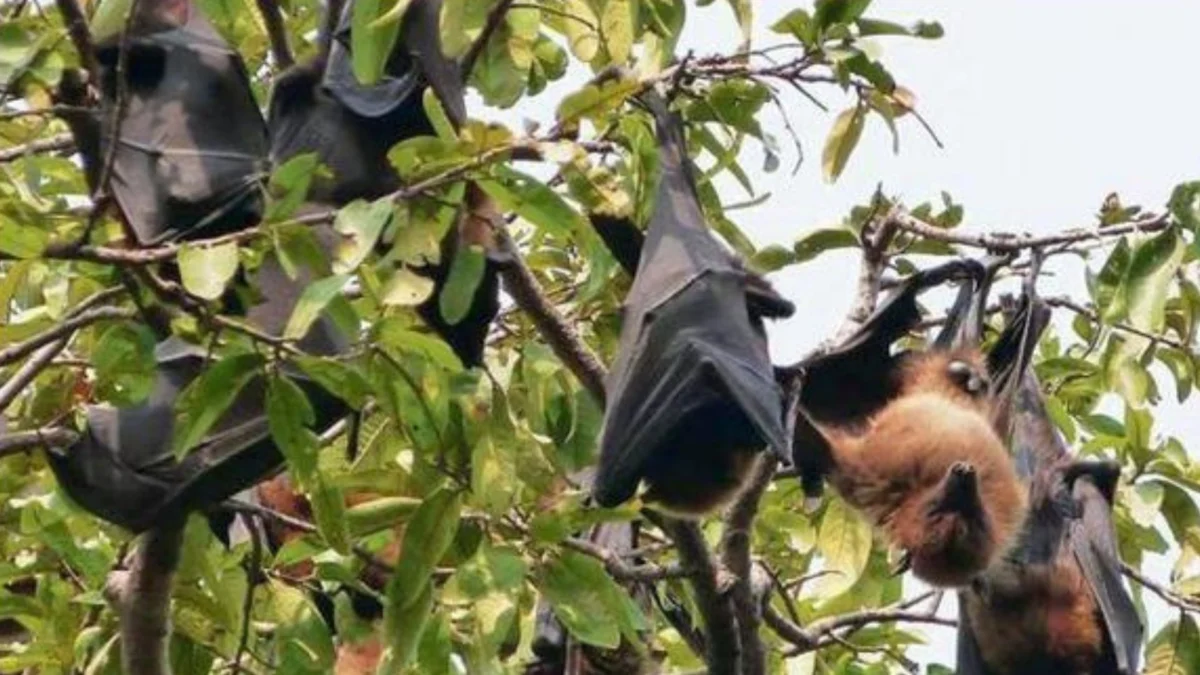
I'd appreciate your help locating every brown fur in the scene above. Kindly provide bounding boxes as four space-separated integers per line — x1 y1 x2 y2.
643 448 760 518
821 349 1026 587
966 557 1105 674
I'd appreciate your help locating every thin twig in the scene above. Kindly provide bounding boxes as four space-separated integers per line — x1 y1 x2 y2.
1122 563 1200 614
561 533 687 583
460 0 515 79
1046 295 1190 351
888 209 1171 254
232 514 263 672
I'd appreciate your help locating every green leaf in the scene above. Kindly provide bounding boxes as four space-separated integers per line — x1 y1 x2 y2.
438 244 487 326
266 374 319 484
267 153 323 221
387 488 463 611
345 496 422 537
284 274 351 341
89 0 133 42
1124 228 1185 333
815 496 873 597
378 581 434 675
422 88 458 140
478 166 589 240
553 0 601 63
309 476 350 554
771 8 815 45
294 356 372 409
333 199 393 274
178 241 240 301
352 0 406 85
0 216 47 258
381 267 436 306
600 0 634 64
1144 615 1200 675
174 353 265 457
538 551 648 649
377 319 464 370
822 106 865 182
556 75 641 126
814 0 873 30
749 244 797 273
92 322 156 406
793 227 859 262
1167 181 1200 253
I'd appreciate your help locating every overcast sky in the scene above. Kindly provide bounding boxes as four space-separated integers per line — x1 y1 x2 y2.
483 0 1200 667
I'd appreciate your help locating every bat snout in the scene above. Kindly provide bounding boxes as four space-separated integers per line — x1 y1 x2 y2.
930 462 982 516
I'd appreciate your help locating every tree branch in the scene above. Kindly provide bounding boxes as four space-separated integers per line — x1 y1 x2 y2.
255 0 294 68
0 133 76 162
764 591 954 655
54 0 100 79
888 208 1171 253
495 227 608 404
1122 563 1200 614
720 456 777 675
460 0 515 80
0 306 134 368
561 532 687 583
0 337 68 412
659 517 740 675
1046 295 1190 351
106 523 185 675
0 426 80 457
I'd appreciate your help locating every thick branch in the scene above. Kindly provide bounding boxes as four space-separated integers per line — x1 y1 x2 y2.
55 0 100 78
255 0 294 68
720 456 777 675
0 426 80 457
0 134 76 162
460 0 515 79
496 227 608 404
106 523 185 675
0 306 135 368
0 338 68 411
661 517 740 675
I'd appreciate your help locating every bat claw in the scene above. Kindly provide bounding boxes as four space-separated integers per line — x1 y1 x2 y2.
891 551 912 577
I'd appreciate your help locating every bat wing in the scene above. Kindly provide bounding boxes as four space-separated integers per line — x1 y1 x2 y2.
955 594 991 675
88 0 267 245
324 0 465 126
1070 475 1143 675
592 93 789 507
46 247 350 532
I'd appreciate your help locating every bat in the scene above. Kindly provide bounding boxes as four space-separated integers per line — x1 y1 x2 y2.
45 228 351 533
591 91 794 517
62 0 268 246
266 0 498 368
957 280 1143 674
789 258 1029 587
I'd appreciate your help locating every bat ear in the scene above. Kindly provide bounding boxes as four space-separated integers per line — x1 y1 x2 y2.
1063 458 1122 505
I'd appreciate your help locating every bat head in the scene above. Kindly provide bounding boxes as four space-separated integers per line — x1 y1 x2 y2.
903 462 996 586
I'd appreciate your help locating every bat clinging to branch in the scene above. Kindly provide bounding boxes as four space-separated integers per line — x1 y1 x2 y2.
790 259 1028 587
957 277 1143 675
591 91 794 517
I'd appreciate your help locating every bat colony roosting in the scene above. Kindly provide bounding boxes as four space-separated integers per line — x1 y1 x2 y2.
32 0 1144 672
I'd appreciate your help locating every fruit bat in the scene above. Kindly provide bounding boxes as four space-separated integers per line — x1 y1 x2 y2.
957 285 1143 674
788 258 1028 587
266 0 498 368
63 0 268 245
45 228 351 533
591 92 794 517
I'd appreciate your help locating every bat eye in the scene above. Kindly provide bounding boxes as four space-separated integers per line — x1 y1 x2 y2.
947 360 987 396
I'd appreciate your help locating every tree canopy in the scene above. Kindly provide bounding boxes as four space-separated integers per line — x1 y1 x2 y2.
0 1 1198 674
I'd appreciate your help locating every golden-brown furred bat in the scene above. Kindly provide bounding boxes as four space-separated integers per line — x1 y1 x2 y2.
788 258 1030 587
957 277 1143 675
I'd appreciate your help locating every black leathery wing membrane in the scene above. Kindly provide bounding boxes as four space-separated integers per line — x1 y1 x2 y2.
591 91 795 509
786 257 988 496
88 0 268 245
957 271 1143 675
267 0 498 368
46 230 351 533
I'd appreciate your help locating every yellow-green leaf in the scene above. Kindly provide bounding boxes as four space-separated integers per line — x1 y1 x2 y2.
822 105 865 182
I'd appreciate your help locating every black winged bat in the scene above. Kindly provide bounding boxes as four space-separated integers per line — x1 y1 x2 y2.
787 258 1027 587
58 0 268 246
45 230 351 533
957 279 1143 674
266 0 498 368
590 92 795 517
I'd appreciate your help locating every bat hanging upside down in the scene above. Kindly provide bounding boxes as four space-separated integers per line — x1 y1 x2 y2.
814 347 1027 587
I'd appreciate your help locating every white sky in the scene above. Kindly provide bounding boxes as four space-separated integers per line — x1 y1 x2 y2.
483 0 1200 668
